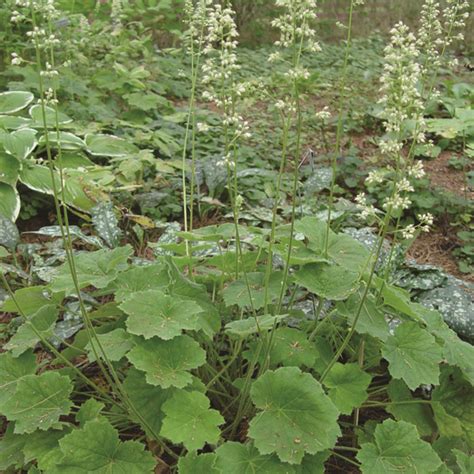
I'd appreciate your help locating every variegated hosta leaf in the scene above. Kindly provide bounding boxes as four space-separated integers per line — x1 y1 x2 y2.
0 91 34 114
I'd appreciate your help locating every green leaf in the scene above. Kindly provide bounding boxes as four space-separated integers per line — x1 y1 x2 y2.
386 379 436 437
248 366 340 464
294 262 359 301
382 322 443 390
432 366 474 449
0 183 20 221
295 217 370 271
161 390 224 450
85 328 133 362
123 368 174 436
0 425 25 471
5 304 58 357
50 245 133 293
54 419 156 473
0 350 36 408
23 427 70 471
323 363 371 415
337 295 390 341
357 419 442 473
1 372 73 434
85 133 138 157
0 115 32 130
91 201 121 247
29 104 72 127
127 335 206 388
296 452 331 474
39 131 86 150
1 128 37 160
244 327 317 368
215 442 295 473
178 452 219 474
111 263 168 302
225 313 289 338
453 449 474 474
2 285 63 315
0 152 20 186
19 162 59 194
0 91 34 114
120 290 203 340
76 399 105 427
0 214 20 249
222 272 284 309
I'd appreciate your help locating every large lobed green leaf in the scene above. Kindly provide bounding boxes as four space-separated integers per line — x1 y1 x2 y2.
248 366 340 464
357 419 442 473
127 335 206 389
52 419 155 473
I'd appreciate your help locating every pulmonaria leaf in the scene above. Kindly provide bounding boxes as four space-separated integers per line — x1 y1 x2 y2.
357 419 442 473
323 363 371 415
5 304 58 357
386 379 437 437
0 351 36 407
1 372 73 434
161 390 224 450
243 327 317 368
85 328 133 362
54 419 155 473
215 442 295 473
127 335 206 388
178 452 219 474
248 366 340 464
50 245 133 294
120 290 203 340
91 201 122 248
382 322 443 390
294 263 360 301
0 214 20 249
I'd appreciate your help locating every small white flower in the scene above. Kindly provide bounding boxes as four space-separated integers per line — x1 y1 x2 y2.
197 122 210 133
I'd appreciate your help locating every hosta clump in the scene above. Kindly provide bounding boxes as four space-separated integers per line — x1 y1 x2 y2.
1 217 473 472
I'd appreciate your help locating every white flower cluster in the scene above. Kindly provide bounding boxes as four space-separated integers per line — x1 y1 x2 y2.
315 106 331 121
10 0 63 93
399 212 434 239
442 0 470 43
272 0 320 53
378 22 425 154
201 4 251 144
183 0 211 53
417 0 470 76
355 192 377 220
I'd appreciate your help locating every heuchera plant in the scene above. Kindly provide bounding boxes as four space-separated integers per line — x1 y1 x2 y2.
0 1 472 473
